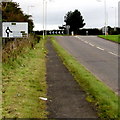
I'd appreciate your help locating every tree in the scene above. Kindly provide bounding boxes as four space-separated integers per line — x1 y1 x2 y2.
64 9 85 34
2 2 34 33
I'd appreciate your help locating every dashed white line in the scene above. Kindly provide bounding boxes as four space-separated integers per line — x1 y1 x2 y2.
96 47 104 51
84 41 88 44
108 52 118 56
89 43 95 47
76 37 84 42
74 36 77 38
75 36 119 57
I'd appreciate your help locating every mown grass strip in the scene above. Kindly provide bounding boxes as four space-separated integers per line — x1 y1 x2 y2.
98 35 120 43
51 37 120 119
2 38 48 118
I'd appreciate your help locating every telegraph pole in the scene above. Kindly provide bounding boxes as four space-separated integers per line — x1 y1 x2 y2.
96 0 107 35
43 0 45 39
104 0 107 35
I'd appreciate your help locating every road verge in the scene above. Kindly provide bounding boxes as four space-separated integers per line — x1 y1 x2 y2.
2 38 48 118
98 35 120 43
51 36 120 119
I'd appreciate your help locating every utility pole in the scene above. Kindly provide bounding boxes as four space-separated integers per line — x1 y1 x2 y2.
43 0 45 39
43 0 52 38
110 6 117 31
28 5 34 15
96 0 107 35
45 0 47 35
104 0 107 35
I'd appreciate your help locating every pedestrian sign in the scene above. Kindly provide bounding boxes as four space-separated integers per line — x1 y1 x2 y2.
2 22 28 38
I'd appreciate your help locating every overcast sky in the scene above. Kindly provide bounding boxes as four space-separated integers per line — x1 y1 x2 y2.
12 0 119 30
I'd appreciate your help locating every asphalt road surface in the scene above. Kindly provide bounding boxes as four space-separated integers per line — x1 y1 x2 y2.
55 36 119 94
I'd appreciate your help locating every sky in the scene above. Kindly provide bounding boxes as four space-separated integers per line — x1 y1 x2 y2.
12 0 119 30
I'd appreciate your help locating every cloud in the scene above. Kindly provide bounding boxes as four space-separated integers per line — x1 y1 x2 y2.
12 0 119 30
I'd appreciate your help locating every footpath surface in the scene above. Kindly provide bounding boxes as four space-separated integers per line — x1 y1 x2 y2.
46 38 98 119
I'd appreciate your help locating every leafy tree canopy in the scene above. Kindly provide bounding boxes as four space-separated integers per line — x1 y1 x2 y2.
2 2 34 33
64 9 85 34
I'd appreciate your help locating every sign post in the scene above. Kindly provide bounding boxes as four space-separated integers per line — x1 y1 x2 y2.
66 25 70 35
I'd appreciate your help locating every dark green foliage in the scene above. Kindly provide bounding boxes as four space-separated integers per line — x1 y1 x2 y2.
64 9 85 34
2 2 34 33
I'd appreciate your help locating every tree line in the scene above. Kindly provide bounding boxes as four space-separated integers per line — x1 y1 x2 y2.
59 9 120 35
1 2 34 33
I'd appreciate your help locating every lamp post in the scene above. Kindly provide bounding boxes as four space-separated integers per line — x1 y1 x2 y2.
45 0 47 36
43 0 48 39
96 0 107 35
104 0 107 35
110 6 117 31
28 5 34 15
43 0 45 39
43 0 52 39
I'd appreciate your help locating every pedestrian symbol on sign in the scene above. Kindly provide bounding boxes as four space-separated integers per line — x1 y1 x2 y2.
6 27 12 37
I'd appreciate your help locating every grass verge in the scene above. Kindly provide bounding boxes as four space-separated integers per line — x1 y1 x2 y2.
98 35 120 43
51 37 120 119
2 38 48 118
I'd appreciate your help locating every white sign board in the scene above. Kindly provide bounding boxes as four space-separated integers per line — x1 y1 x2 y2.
2 22 28 38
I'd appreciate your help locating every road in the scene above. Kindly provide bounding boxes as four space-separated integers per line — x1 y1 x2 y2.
46 39 98 118
55 36 119 94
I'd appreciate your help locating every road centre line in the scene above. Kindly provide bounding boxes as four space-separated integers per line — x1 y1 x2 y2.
96 47 104 51
84 41 89 44
89 43 95 47
75 36 119 57
108 52 118 56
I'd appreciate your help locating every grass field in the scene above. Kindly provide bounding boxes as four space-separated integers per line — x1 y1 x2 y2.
51 37 120 119
98 35 120 43
2 38 48 118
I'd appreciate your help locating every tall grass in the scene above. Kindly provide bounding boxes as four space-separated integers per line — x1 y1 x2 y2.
2 38 48 118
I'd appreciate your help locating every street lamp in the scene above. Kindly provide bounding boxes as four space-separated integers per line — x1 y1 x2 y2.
43 0 52 39
43 0 48 39
110 6 117 31
43 0 45 39
27 5 34 15
104 0 107 35
96 0 107 35
45 0 47 36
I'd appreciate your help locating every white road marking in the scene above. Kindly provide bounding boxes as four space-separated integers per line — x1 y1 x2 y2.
76 36 84 42
75 36 79 38
108 52 118 56
96 47 104 51
80 39 84 41
75 36 119 57
89 43 95 47
84 41 88 44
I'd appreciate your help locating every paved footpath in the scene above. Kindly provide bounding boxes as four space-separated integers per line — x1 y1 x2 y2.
46 38 98 118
